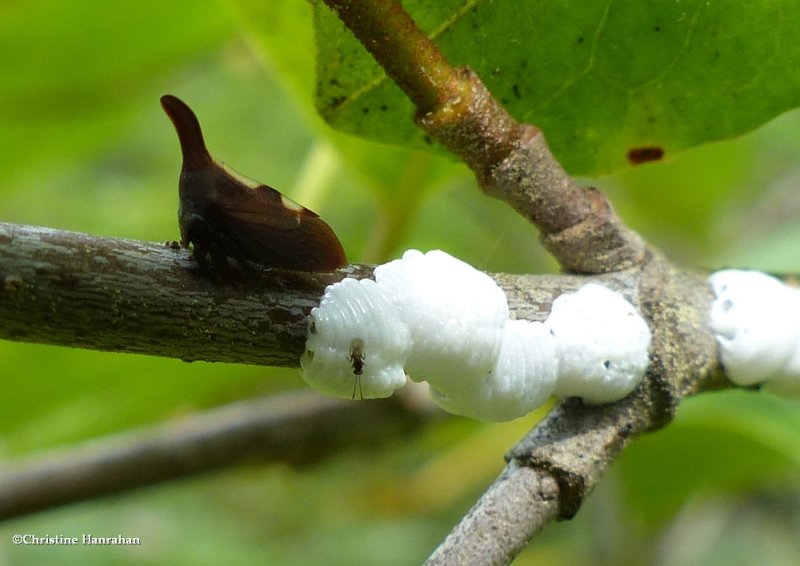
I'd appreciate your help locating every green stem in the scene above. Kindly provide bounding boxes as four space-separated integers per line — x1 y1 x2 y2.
321 0 648 273
322 0 461 114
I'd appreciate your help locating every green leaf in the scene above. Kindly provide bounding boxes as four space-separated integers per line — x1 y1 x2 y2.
313 0 800 176
616 391 800 526
0 0 233 182
225 0 318 110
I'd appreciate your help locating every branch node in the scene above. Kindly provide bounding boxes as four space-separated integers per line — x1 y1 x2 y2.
523 459 585 520
416 67 523 171
540 188 647 273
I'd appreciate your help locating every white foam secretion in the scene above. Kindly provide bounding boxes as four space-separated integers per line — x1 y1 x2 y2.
374 250 508 391
301 249 652 420
430 319 559 421
548 283 652 404
710 269 800 394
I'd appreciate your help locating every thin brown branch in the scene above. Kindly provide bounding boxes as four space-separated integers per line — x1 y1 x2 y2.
0 222 366 365
426 394 669 565
0 390 438 520
0 221 626 365
319 0 647 273
425 463 560 565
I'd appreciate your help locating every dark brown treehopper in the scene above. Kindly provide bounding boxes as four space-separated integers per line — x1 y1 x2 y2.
160 94 347 274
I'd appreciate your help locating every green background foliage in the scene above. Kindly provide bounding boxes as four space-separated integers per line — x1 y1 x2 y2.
1 1 800 564
314 0 800 176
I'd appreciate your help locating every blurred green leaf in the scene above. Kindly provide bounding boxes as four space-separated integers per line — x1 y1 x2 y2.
313 0 800 176
224 0 317 110
0 0 234 182
0 342 289 456
714 221 800 272
597 133 753 264
616 391 800 526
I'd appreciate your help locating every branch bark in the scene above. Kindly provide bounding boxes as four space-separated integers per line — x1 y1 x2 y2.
0 222 366 365
0 221 637 365
427 255 728 565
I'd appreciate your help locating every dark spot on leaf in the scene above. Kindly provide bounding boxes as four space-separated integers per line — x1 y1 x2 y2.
512 84 521 99
329 78 340 86
423 135 433 145
380 104 388 112
627 146 664 165
329 96 346 110
654 25 661 32
362 107 370 114
577 36 585 44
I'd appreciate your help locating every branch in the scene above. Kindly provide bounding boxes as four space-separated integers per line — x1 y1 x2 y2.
0 222 366 365
0 390 439 520
427 257 728 565
321 0 646 274
0 221 627 364
425 462 560 564
314 2 733 563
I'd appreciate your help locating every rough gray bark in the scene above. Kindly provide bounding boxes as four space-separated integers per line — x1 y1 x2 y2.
0 221 648 365
426 462 561 565
0 222 365 365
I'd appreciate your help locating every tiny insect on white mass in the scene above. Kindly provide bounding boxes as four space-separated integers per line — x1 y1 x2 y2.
300 250 653 419
349 337 366 400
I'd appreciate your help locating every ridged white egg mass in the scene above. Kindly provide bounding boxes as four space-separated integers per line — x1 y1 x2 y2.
300 277 410 399
547 283 651 404
710 270 800 392
301 250 653 420
430 320 558 421
374 250 508 390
